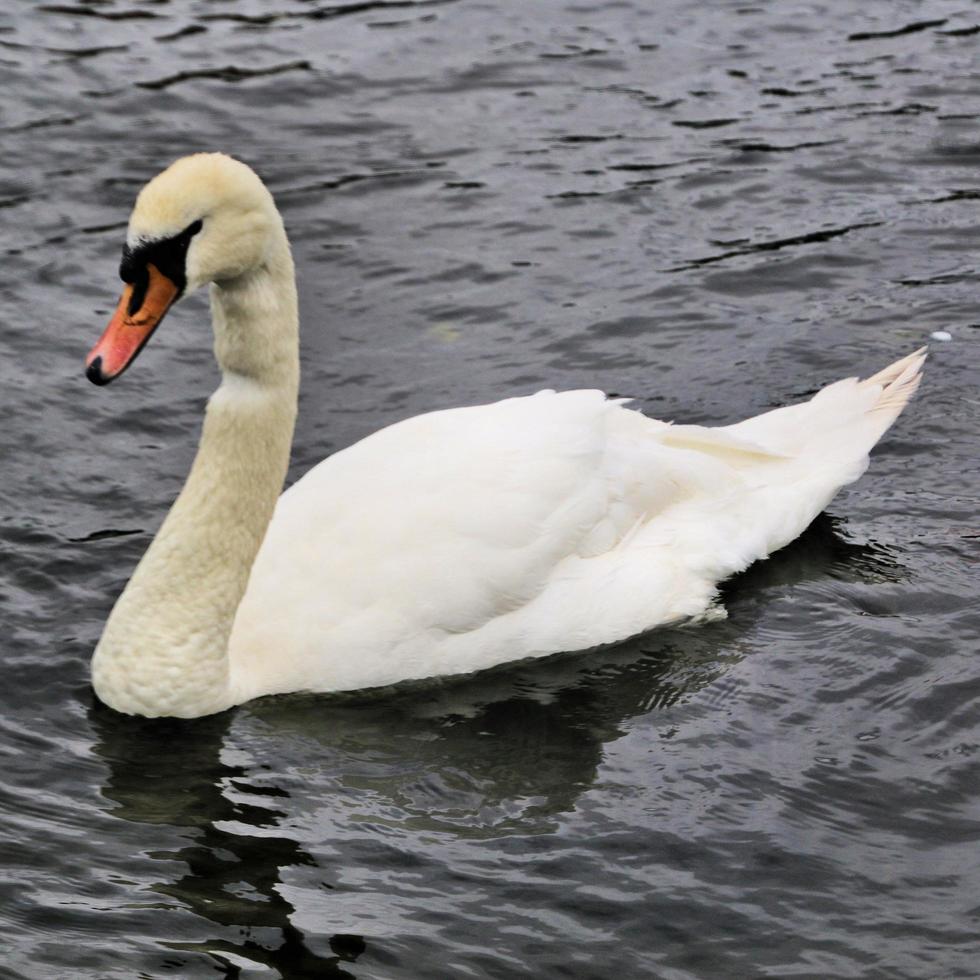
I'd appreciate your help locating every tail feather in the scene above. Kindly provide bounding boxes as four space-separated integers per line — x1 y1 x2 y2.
862 346 927 389
724 347 926 458
708 348 926 571
865 347 927 425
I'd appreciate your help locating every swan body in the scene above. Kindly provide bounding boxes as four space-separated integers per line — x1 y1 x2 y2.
86 154 925 718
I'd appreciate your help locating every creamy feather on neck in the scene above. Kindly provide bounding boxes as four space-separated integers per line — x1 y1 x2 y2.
91 233 298 718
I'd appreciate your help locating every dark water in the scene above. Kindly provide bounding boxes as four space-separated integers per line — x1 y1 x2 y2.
1 1 979 976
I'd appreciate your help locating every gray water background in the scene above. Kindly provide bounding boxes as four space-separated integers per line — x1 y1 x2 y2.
1 1 979 977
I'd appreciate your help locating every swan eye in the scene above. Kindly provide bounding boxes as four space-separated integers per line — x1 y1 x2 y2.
119 218 204 301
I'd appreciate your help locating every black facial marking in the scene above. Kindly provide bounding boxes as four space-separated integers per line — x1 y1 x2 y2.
120 218 203 312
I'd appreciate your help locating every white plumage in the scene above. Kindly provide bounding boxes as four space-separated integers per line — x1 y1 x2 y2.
231 353 924 702
86 154 925 718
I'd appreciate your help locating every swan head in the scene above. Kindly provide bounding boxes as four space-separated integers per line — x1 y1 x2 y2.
85 153 280 385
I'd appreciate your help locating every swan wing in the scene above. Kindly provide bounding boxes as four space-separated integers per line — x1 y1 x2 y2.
229 348 924 699
228 390 776 695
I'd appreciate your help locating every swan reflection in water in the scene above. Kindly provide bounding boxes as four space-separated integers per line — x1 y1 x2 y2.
90 515 901 976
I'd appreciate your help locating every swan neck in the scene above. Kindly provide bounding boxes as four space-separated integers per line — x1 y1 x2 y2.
92 241 299 718
211 233 299 387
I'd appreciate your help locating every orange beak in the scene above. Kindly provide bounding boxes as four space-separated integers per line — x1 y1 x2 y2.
86 263 180 385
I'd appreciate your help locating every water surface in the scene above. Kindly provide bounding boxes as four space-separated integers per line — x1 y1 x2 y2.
1 1 979 976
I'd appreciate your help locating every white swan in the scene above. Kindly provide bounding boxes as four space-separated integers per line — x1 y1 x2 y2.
85 153 925 718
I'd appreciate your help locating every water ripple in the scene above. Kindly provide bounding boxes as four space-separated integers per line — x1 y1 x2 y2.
1 0 979 976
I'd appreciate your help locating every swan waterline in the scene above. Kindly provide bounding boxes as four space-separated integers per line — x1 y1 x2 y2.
84 153 925 719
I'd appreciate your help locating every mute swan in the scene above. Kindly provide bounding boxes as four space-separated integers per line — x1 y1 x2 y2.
85 153 925 719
